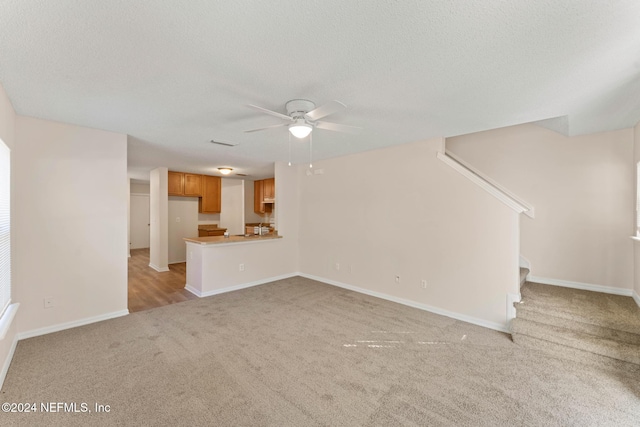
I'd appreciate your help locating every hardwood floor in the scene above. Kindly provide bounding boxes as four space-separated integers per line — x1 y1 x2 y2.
128 248 197 313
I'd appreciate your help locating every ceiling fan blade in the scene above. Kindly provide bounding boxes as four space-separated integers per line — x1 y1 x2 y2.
244 123 288 133
315 121 362 134
305 100 346 121
247 104 293 121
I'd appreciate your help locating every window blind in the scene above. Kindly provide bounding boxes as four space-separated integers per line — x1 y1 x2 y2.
0 140 9 317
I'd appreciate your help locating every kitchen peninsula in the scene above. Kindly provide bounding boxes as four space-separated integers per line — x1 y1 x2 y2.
183 232 290 298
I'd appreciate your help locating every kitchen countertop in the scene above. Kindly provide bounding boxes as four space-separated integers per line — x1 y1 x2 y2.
184 233 282 245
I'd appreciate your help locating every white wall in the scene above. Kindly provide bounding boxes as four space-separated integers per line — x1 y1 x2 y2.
149 168 169 272
220 179 244 235
297 138 520 329
130 183 150 194
13 116 128 334
634 122 640 302
168 197 199 263
447 123 634 291
0 84 17 388
274 163 298 241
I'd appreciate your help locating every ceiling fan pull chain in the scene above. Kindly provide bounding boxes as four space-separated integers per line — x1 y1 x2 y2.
288 132 292 166
309 132 313 169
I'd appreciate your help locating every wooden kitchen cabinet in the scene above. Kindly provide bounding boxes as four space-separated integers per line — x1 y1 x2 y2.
199 175 221 213
168 171 202 196
168 171 184 196
254 179 273 214
183 173 202 196
198 228 226 237
263 178 275 201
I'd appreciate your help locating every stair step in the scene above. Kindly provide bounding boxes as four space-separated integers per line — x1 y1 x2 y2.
512 318 640 365
512 333 640 374
518 282 640 336
514 302 640 345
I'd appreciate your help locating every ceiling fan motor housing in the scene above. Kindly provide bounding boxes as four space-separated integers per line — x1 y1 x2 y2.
286 99 316 119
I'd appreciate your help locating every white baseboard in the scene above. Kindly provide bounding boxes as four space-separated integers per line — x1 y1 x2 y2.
149 263 170 272
185 272 299 298
18 309 130 341
528 275 633 297
184 284 200 297
299 273 509 333
633 290 640 308
0 333 18 391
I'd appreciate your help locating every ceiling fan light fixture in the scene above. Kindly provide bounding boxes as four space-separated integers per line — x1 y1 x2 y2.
218 167 233 175
289 121 312 139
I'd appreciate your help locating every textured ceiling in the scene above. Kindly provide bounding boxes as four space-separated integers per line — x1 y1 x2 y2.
1 1 640 180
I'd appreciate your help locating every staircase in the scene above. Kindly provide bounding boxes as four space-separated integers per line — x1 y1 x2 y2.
511 276 640 370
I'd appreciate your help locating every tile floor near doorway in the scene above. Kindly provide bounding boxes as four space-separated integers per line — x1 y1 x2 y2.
128 248 197 312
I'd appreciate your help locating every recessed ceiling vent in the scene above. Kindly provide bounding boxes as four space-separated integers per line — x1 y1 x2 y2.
210 139 238 147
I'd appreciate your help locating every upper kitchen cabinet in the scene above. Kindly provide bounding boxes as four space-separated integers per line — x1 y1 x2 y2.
183 173 202 196
263 178 275 201
168 171 202 197
254 178 274 214
168 171 184 196
199 175 221 213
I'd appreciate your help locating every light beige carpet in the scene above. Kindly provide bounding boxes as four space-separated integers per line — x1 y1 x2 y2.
2 276 639 426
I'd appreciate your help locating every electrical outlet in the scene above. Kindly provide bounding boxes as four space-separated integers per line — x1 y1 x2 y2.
239 263 245 272
395 275 401 284
44 297 54 308
176 217 181 223
335 263 340 270
421 280 428 289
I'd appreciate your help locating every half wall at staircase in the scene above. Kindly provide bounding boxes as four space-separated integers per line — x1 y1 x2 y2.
447 123 634 292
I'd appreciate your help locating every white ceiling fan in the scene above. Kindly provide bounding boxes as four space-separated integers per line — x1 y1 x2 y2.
245 99 362 138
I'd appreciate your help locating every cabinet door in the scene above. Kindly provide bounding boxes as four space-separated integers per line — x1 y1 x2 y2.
263 178 275 200
254 180 264 214
184 173 202 196
199 175 221 213
168 171 184 196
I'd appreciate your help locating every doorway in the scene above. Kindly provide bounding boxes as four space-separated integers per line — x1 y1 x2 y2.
130 193 150 249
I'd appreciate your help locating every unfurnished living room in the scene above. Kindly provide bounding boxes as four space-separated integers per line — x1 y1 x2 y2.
1 2 640 426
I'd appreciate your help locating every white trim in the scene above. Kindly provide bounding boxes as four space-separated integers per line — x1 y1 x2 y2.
0 303 19 340
440 150 535 218
630 236 640 242
17 309 129 340
436 152 531 216
506 293 521 323
0 333 18 391
633 290 640 308
185 272 299 298
184 284 202 297
528 275 633 296
299 273 509 333
148 263 170 273
518 255 531 270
